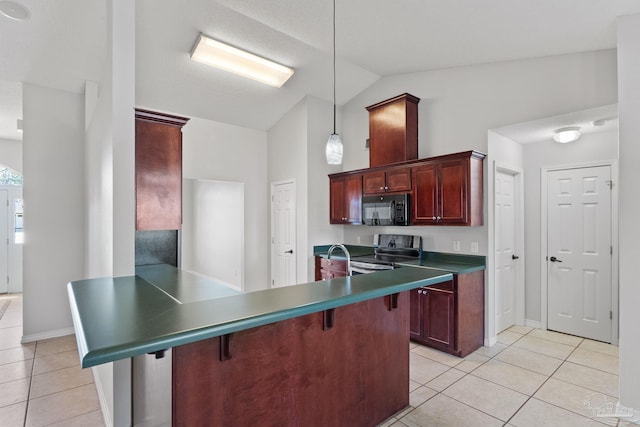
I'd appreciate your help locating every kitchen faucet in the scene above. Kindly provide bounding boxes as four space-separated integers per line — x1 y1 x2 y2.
327 244 352 276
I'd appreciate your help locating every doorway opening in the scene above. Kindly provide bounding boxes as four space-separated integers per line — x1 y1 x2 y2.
0 166 23 294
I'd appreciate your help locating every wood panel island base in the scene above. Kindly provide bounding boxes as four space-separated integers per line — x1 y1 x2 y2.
173 293 409 426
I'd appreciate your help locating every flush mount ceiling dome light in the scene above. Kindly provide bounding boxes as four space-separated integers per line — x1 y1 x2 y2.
0 1 30 20
190 34 294 88
553 126 581 144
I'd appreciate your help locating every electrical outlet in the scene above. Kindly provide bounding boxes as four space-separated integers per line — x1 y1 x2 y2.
356 236 361 244
453 240 461 252
471 242 479 253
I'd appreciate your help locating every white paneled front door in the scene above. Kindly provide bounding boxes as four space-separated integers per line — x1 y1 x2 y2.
271 180 296 287
547 166 612 342
495 171 517 332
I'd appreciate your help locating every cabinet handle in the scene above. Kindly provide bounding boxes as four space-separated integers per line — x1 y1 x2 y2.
384 186 389 190
380 186 384 190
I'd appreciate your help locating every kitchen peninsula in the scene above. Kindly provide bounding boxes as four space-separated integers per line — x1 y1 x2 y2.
68 263 453 426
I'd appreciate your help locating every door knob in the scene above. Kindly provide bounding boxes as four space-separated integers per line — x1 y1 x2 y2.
285 249 293 254
549 256 562 262
512 255 519 260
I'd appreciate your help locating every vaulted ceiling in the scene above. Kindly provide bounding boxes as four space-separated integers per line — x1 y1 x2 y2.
1 0 639 140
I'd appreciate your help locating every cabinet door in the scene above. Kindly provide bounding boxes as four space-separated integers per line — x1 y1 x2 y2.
409 288 423 338
411 163 438 225
385 168 411 193
135 120 183 230
329 175 362 224
438 158 468 224
422 283 455 352
329 177 347 224
363 171 386 195
343 174 363 224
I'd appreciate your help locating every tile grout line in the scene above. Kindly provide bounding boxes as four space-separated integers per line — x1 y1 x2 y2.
503 336 587 426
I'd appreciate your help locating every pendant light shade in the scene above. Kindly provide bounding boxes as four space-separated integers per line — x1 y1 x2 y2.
326 133 343 164
325 0 343 165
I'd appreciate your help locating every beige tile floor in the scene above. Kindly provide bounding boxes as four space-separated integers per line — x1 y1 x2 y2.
382 326 628 427
0 294 104 427
0 292 629 427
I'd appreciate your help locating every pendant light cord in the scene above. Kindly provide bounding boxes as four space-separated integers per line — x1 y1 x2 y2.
332 0 337 134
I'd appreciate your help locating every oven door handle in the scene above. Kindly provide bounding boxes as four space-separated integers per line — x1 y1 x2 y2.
350 266 372 275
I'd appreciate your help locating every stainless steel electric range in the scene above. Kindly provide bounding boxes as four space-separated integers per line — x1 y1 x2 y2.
349 234 422 274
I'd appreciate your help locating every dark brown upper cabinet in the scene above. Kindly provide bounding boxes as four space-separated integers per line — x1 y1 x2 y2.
362 166 411 195
411 151 485 226
329 173 363 224
135 109 189 231
366 93 420 168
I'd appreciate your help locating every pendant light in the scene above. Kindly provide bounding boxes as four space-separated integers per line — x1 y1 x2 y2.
325 0 343 165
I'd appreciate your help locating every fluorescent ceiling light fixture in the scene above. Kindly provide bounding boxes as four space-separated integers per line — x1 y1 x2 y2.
190 34 294 88
553 126 581 144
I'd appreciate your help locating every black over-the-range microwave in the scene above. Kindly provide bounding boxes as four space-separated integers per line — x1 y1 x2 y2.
362 193 410 226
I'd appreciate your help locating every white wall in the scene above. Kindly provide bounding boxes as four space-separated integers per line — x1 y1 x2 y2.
267 96 343 282
306 96 344 280
268 99 309 284
182 179 244 290
85 69 114 280
0 138 22 174
617 12 640 414
22 84 85 340
182 116 268 293
85 0 136 425
522 129 618 324
340 50 618 255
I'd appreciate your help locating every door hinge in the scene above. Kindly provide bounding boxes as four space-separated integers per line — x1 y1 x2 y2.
611 246 613 255
610 310 613 320
6 276 8 284
605 180 614 188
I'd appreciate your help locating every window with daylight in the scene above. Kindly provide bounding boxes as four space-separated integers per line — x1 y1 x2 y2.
0 168 23 186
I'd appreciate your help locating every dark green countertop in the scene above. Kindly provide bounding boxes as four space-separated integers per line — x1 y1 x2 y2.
136 264 241 302
396 252 486 274
313 245 485 274
68 264 452 368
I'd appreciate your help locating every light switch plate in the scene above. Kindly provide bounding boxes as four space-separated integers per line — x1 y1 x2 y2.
471 242 479 253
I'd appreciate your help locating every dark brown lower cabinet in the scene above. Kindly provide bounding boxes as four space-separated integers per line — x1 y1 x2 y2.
410 270 484 357
172 293 409 427
314 256 347 281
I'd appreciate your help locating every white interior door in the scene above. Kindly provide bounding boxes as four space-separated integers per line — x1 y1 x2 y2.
547 166 612 342
495 171 517 332
271 181 296 287
0 190 7 293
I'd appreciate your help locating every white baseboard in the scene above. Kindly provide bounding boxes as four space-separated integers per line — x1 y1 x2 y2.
525 319 542 329
21 327 76 344
91 366 113 427
484 335 497 347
